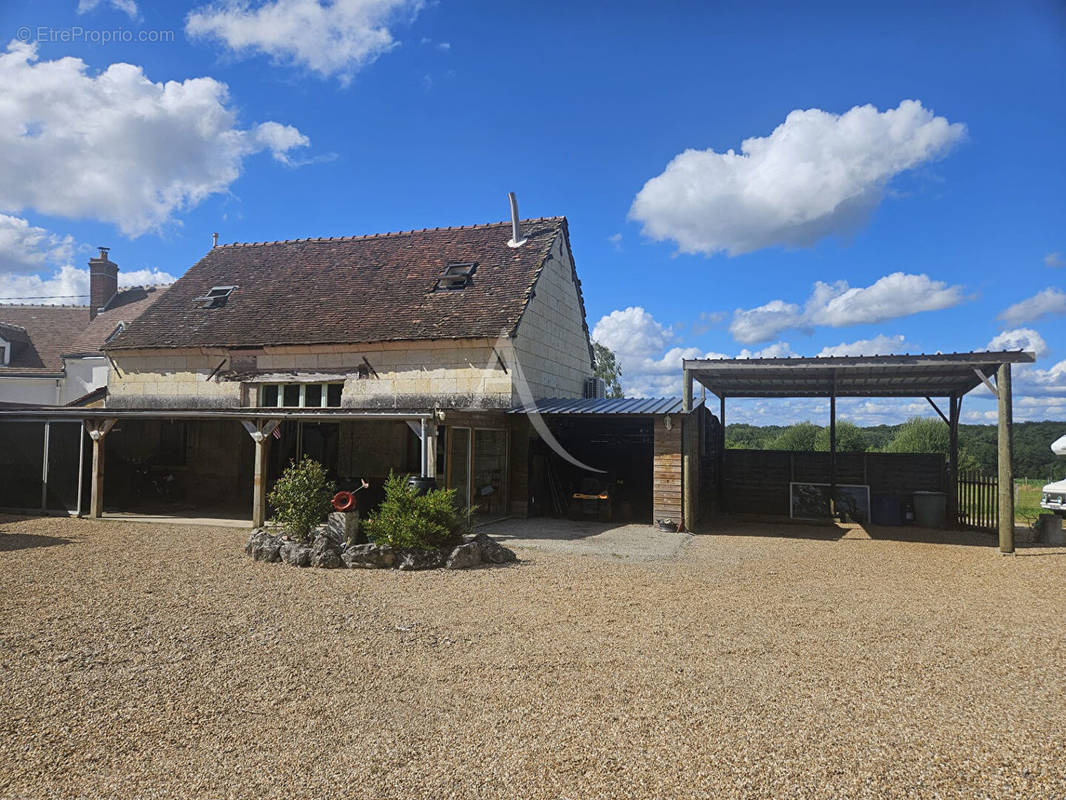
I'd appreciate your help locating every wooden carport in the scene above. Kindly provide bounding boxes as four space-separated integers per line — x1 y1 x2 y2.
681 350 1035 553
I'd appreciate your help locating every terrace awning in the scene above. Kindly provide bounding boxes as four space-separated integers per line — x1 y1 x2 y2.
682 351 1035 399
680 350 1036 552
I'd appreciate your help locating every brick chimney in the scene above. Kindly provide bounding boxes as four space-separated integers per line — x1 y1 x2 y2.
88 246 118 321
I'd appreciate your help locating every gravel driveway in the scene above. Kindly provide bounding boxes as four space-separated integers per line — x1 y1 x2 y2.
2 514 1065 799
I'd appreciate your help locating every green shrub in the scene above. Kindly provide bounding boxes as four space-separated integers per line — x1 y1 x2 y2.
267 458 336 542
364 472 470 550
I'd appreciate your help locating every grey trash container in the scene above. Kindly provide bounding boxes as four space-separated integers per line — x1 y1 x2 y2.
912 491 947 528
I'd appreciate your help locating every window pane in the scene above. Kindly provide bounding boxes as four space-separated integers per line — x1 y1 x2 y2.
283 384 300 407
305 384 323 408
261 385 278 407
326 384 342 407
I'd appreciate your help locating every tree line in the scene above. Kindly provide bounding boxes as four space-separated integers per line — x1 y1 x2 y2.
725 418 1066 482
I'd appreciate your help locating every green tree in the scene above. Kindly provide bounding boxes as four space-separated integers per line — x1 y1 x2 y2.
769 422 822 451
814 420 868 452
592 341 624 398
884 416 980 472
364 472 470 550
883 417 949 454
267 457 336 541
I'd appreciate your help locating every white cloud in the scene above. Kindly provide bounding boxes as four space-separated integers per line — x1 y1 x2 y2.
590 306 712 396
737 341 797 359
816 334 911 357
730 272 965 344
77 0 139 18
186 0 421 83
0 40 309 237
986 328 1048 358
0 264 176 305
1045 252 1064 268
629 100 965 256
0 214 74 274
998 288 1066 326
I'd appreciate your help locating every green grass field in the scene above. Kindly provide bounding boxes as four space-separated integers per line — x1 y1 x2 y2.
1015 479 1049 527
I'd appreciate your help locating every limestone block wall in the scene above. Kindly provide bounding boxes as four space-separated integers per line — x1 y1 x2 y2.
107 340 514 410
107 349 240 408
510 234 593 402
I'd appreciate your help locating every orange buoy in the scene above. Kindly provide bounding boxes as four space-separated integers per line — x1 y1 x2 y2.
332 490 356 512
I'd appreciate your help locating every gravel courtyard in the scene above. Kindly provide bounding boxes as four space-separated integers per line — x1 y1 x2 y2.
2 515 1064 800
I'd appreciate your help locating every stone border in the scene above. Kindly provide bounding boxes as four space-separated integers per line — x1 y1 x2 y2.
244 528 517 571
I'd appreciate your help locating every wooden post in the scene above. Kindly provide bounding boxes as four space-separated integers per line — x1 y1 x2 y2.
85 419 116 519
997 364 1014 553
681 370 696 530
242 419 279 528
718 394 726 510
947 394 960 528
829 393 837 518
253 436 268 528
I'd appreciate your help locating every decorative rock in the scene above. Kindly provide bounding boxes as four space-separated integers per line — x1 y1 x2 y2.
328 511 361 545
342 543 396 569
310 534 343 569
472 532 517 564
280 540 312 567
445 541 482 570
397 548 446 571
246 529 282 563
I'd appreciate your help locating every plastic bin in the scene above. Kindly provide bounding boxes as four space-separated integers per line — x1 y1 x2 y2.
912 491 947 528
870 494 903 526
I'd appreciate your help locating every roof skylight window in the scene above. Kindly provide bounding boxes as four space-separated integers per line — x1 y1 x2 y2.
193 285 237 309
435 263 477 291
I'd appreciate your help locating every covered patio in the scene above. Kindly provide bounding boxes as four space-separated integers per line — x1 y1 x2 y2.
0 407 441 526
681 350 1035 553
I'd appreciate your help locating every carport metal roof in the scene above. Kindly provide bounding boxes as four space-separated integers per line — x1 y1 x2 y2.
683 351 1035 399
510 397 686 415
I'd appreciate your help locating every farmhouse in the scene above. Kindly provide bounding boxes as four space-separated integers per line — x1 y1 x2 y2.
0 207 698 528
0 205 1035 553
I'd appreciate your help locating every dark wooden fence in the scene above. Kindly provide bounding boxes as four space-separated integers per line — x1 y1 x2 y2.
719 450 946 517
957 470 998 532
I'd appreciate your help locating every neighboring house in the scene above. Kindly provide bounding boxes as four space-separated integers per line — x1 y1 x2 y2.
0 248 169 406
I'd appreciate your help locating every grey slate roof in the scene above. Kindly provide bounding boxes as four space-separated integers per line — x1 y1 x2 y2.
510 397 686 415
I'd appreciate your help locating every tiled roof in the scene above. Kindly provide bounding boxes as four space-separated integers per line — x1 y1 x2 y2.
0 286 169 373
67 286 169 355
0 306 87 373
106 217 584 351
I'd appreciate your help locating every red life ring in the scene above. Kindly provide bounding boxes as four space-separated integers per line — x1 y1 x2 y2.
332 491 356 512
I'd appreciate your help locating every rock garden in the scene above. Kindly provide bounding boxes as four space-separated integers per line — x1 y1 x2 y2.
244 461 517 571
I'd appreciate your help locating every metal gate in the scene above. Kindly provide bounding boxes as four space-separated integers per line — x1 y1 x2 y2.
957 470 998 531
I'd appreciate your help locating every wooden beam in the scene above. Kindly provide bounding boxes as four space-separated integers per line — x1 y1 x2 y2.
718 395 726 511
974 368 999 399
925 396 950 425
997 364 1014 553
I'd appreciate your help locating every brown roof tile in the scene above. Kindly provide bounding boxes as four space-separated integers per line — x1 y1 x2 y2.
0 285 170 373
0 306 87 373
106 218 586 351
67 286 169 355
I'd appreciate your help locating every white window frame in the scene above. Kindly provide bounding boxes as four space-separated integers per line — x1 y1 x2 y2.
257 382 343 408
0 337 9 366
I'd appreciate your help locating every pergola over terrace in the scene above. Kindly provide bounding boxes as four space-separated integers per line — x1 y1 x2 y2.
681 350 1036 553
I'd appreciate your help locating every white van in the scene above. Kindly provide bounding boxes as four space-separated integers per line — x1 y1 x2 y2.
1040 434 1066 517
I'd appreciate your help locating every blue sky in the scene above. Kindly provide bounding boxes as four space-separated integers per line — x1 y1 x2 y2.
1 0 1064 425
